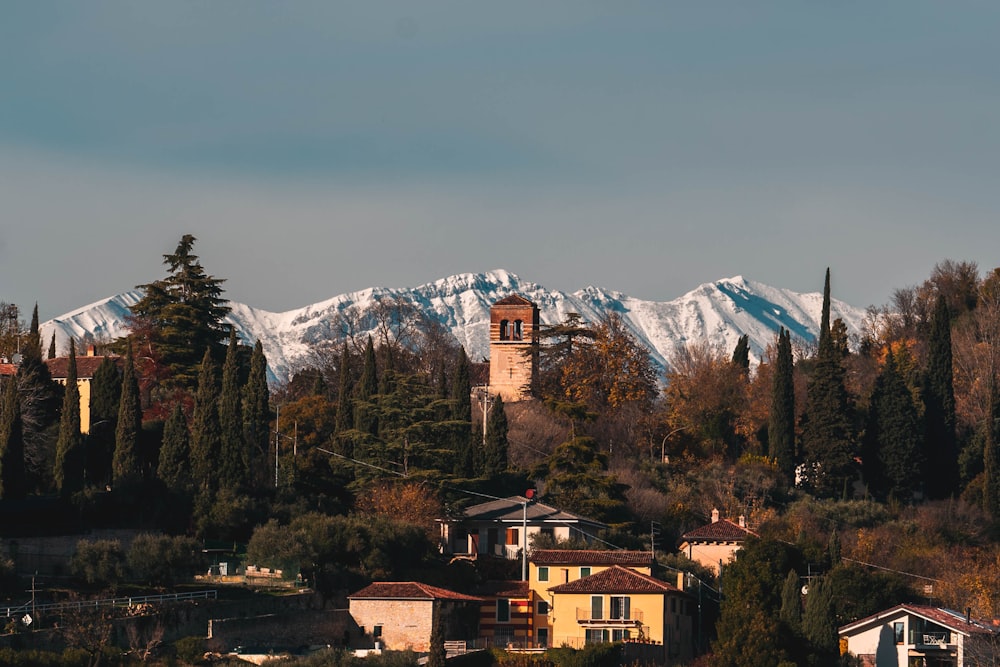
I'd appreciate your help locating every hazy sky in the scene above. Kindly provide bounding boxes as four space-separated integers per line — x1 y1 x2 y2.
3 2 1000 321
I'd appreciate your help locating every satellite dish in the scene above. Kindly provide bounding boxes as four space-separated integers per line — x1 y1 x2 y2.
801 585 809 595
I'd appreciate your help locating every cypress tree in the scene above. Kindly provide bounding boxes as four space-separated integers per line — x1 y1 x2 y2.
334 342 353 433
113 346 142 488
769 328 796 483
863 349 924 501
87 356 121 489
482 394 509 477
983 381 1000 520
158 403 190 492
16 303 59 487
0 376 27 500
47 332 56 360
427 604 446 667
190 348 222 493
354 336 378 436
923 294 958 498
450 346 474 476
451 347 472 421
731 334 750 375
218 330 246 491
54 339 84 495
779 569 802 631
801 270 856 498
243 340 270 488
802 577 837 656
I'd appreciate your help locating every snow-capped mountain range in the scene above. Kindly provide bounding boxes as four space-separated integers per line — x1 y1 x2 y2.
39 270 867 386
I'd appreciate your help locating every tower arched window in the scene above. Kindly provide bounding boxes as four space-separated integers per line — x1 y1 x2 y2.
499 319 510 341
512 320 523 341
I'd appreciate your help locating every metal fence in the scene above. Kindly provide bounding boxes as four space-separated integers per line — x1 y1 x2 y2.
2 589 217 618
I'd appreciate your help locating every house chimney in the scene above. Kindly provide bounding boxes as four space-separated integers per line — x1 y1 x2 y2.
677 572 686 591
738 515 746 528
87 344 97 357
966 607 971 624
711 508 719 523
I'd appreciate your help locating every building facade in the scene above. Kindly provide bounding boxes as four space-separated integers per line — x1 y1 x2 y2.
488 295 539 402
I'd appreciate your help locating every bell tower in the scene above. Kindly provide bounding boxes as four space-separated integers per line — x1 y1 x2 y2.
488 294 540 402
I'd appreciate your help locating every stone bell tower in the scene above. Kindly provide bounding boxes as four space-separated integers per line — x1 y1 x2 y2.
488 294 540 402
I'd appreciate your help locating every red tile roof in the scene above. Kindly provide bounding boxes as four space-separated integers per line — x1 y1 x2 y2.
0 363 16 377
530 550 654 567
493 294 535 307
680 519 755 543
348 582 483 602
840 604 1000 636
547 566 682 595
45 355 121 380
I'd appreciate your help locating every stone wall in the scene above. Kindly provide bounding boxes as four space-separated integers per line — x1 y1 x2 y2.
206 609 358 653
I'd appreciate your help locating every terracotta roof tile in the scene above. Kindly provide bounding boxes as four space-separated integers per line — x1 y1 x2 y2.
45 355 122 380
348 581 483 602
548 566 681 595
680 519 755 542
0 363 16 377
530 550 654 567
493 294 535 307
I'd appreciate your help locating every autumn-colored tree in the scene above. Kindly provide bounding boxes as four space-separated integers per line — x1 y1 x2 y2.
355 481 444 540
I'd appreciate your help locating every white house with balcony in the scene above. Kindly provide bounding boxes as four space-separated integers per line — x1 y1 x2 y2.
438 495 607 560
838 603 999 666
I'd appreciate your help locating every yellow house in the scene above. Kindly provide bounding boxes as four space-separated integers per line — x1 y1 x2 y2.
546 565 694 664
46 349 122 434
527 550 655 648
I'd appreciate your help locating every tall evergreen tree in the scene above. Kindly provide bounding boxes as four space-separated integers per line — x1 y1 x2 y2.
47 332 56 360
334 342 353 434
863 349 924 501
190 348 222 493
923 294 958 498
354 336 378 436
127 235 231 388
54 339 84 495
481 394 509 477
731 334 750 375
158 403 190 492
779 569 802 631
801 270 856 498
450 346 474 477
983 381 1000 520
113 346 142 488
87 356 121 489
243 340 270 488
769 328 796 483
427 605 446 667
0 377 27 500
218 330 246 491
15 303 59 487
802 577 837 658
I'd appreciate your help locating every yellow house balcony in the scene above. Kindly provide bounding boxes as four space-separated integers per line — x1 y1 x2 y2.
575 608 644 625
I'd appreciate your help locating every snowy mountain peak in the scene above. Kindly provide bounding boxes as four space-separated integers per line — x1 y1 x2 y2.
39 271 867 386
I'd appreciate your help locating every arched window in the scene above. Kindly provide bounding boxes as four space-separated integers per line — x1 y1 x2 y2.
499 319 510 340
512 320 523 341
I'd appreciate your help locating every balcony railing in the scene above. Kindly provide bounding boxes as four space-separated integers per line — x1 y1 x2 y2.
909 630 950 646
576 608 644 624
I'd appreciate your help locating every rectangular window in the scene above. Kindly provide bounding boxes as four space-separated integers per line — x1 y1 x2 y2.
537 600 549 615
497 598 511 623
537 566 549 582
611 629 631 642
580 567 591 578
506 528 519 546
585 629 609 644
894 622 905 644
610 596 630 620
591 596 603 621
373 625 383 638
671 597 676 613
537 628 549 648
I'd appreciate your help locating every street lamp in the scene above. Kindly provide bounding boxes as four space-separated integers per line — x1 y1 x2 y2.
660 426 690 463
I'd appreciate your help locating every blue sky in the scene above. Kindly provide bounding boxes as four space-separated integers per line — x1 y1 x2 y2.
3 2 1000 320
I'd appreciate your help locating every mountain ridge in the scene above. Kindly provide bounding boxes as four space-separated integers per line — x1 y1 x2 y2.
39 270 867 386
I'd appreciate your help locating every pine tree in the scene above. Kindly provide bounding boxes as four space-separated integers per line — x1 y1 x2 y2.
482 394 509 477
190 348 222 493
802 576 837 655
732 334 750 375
87 356 121 489
243 340 270 488
863 349 924 501
128 235 231 388
113 346 142 488
923 294 958 498
218 330 246 491
983 381 1000 520
47 332 56 360
801 270 856 498
769 328 796 483
158 403 190 492
54 339 84 495
0 376 27 500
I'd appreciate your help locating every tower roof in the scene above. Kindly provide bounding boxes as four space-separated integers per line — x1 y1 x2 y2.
493 294 536 307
